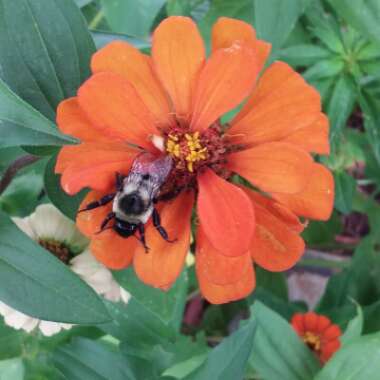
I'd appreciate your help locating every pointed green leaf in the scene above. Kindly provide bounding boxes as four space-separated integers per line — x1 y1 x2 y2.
0 210 110 324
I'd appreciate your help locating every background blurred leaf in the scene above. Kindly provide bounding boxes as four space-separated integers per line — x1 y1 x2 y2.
328 0 380 46
53 337 136 380
0 358 24 380
253 0 312 54
248 302 320 380
279 44 332 67
0 320 23 360
341 305 363 345
113 268 188 332
44 154 86 221
315 332 380 380
0 211 110 324
0 0 95 121
334 171 356 214
0 79 75 148
184 318 256 380
90 30 150 50
99 0 166 37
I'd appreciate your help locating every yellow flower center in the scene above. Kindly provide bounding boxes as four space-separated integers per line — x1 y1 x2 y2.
166 132 208 172
303 331 321 352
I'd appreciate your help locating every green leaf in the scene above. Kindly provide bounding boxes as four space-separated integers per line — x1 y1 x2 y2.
279 44 332 67
315 332 380 380
359 92 380 166
0 320 23 360
53 337 136 380
341 305 363 345
303 59 344 81
0 79 76 148
44 154 86 221
0 358 24 380
0 0 95 120
327 74 357 146
248 302 320 380
113 268 188 332
328 0 380 46
162 354 208 379
101 299 174 346
184 318 257 380
253 0 312 53
90 30 150 50
334 171 356 214
0 211 110 324
99 0 166 38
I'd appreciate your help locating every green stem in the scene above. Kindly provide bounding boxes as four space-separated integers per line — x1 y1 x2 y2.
89 10 104 30
297 258 350 270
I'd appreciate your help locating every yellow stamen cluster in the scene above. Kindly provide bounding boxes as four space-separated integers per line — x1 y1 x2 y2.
303 331 321 351
166 132 208 172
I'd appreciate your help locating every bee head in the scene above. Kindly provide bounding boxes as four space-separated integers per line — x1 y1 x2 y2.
118 192 146 215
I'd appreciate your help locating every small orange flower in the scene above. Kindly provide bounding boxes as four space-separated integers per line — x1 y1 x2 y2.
291 312 342 363
55 16 334 304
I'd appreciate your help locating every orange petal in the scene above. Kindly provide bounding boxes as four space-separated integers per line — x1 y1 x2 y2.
78 72 157 150
291 313 306 335
227 142 313 194
196 225 252 285
58 143 137 195
316 315 332 333
91 41 173 127
197 168 255 256
76 190 113 237
152 16 205 121
211 17 270 72
282 113 330 155
57 98 109 143
272 163 334 221
244 190 304 233
133 191 194 288
90 229 136 270
190 43 259 131
229 62 321 147
304 311 319 331
245 188 305 272
196 256 255 304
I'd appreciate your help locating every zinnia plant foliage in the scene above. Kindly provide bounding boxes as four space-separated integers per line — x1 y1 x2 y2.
0 0 380 379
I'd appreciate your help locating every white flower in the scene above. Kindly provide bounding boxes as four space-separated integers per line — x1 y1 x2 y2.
0 204 130 337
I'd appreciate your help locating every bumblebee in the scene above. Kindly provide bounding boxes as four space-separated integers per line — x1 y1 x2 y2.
79 153 174 251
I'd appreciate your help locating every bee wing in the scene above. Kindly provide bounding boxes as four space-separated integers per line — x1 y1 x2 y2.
132 153 173 187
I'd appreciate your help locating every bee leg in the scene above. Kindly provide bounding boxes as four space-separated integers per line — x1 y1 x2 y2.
115 172 124 191
95 212 115 234
152 208 177 243
137 224 149 253
78 193 116 213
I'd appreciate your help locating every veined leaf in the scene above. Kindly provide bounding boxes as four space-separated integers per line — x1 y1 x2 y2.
0 211 110 324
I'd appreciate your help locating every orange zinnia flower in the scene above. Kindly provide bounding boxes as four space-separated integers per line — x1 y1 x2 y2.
291 312 342 363
55 16 334 304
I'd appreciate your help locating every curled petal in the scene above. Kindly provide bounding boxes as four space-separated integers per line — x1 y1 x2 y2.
78 72 157 150
58 143 137 195
211 17 270 72
196 255 255 304
90 230 136 270
152 16 205 121
191 43 259 131
245 188 305 272
91 41 172 127
57 98 108 142
282 113 330 155
227 142 313 194
77 190 112 237
196 226 252 285
197 168 255 256
229 62 321 147
272 163 334 221
133 191 194 288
